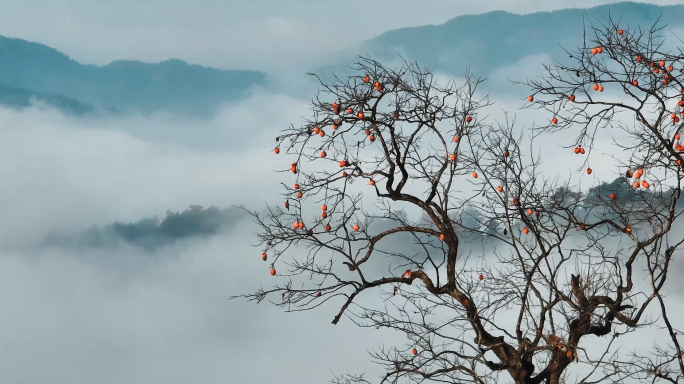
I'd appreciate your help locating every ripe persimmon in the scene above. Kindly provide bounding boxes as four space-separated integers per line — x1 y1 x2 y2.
528 95 534 102
580 148 585 154
322 205 327 211
412 348 418 355
358 111 364 119
262 253 267 261
450 154 457 161
297 192 303 198
618 29 624 35
440 234 445 241
479 274 484 280
497 186 503 192
454 136 460 142
552 117 558 124
353 224 360 231
369 135 375 141
333 102 340 114
570 94 575 101
594 84 599 90
369 180 375 186
270 269 276 276
466 116 473 122
574 148 580 154
610 193 616 200
321 151 327 158
314 127 320 134
472 172 478 178
364 76 370 83
325 224 331 231
633 80 638 86
274 147 280 154
340 160 348 167
504 151 510 157
322 212 327 218
592 48 598 55
597 47 603 53
285 200 289 209
587 168 592 174
524 227 529 234
598 85 604 92
294 184 300 190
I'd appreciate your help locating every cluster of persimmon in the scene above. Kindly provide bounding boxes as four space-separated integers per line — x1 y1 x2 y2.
588 45 604 86
627 168 650 189
633 54 680 86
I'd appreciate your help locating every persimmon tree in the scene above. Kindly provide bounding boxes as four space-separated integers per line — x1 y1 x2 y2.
233 17 684 384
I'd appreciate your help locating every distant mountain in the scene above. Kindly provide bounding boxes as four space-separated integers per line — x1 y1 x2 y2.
4 2 683 116
313 2 684 86
44 205 249 252
0 83 104 115
0 36 267 115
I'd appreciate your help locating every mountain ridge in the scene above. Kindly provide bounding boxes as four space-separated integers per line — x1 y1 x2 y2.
0 35 267 115
313 1 684 86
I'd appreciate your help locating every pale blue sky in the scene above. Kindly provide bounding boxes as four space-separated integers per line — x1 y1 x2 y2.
0 0 679 71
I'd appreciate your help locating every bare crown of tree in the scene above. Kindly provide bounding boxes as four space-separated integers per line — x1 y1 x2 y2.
233 15 684 384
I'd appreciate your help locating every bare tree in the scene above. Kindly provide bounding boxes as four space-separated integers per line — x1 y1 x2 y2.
232 15 684 384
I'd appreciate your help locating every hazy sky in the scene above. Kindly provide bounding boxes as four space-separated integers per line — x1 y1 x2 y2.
0 0 681 72
1 1 684 384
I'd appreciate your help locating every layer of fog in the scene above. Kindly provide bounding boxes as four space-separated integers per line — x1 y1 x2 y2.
0 52 683 383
